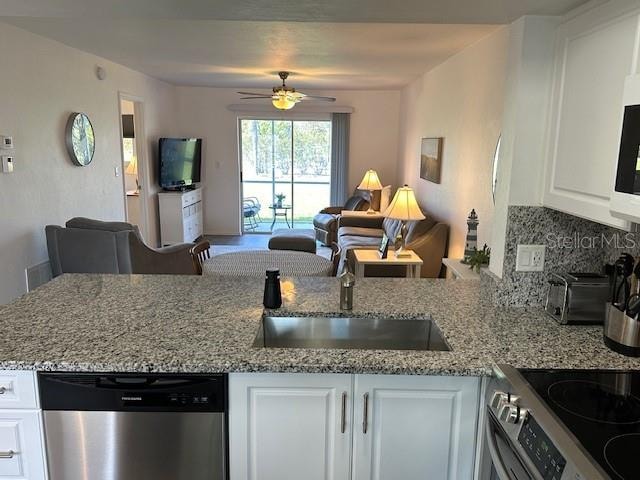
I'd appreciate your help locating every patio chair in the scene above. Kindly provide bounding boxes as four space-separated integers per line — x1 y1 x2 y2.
243 199 259 231
245 196 263 222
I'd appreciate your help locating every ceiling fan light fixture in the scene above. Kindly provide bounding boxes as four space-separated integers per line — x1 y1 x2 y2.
272 93 296 110
239 72 335 110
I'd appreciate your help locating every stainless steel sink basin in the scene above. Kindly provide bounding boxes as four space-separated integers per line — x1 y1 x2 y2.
253 315 451 351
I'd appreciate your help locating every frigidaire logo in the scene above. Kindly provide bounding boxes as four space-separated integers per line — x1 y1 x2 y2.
121 396 142 401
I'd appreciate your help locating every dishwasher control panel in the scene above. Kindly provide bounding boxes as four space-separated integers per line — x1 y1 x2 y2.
39 373 227 412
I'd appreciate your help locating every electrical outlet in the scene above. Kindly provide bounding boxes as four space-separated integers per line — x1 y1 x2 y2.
516 245 545 272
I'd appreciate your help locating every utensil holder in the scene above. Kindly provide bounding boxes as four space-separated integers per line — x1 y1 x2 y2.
604 303 640 357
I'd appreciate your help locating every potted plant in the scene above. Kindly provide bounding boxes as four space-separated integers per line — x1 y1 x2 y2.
275 193 286 208
466 244 491 272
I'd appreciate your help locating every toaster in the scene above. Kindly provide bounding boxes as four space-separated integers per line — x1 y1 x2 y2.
544 273 610 324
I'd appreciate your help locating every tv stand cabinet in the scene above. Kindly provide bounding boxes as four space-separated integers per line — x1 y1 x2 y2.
158 186 203 246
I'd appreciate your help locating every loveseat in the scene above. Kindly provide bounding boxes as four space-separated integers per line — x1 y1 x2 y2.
337 214 448 278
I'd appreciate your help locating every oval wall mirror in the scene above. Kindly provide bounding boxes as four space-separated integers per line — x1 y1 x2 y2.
492 135 501 204
65 112 95 166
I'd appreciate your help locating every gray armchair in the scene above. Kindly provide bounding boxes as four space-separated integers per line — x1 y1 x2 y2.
313 190 373 246
46 217 197 277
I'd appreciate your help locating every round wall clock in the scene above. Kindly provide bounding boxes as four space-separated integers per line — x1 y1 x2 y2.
65 112 95 166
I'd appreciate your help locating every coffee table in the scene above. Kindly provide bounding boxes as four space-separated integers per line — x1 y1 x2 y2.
353 249 423 278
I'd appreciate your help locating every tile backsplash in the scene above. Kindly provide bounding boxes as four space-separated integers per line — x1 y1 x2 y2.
485 206 640 306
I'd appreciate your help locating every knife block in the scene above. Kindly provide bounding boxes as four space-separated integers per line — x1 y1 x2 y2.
604 303 640 357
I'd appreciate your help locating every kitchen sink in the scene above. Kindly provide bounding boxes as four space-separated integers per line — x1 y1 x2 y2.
253 315 451 351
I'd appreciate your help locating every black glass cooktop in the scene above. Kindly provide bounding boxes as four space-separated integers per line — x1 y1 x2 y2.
521 370 640 480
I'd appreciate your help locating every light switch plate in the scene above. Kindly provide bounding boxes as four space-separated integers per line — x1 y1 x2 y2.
516 244 545 272
1 155 14 173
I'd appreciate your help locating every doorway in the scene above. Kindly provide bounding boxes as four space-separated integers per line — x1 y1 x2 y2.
239 118 331 233
118 95 149 241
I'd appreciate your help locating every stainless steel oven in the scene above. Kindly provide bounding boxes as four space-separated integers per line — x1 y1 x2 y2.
485 412 532 479
483 365 609 480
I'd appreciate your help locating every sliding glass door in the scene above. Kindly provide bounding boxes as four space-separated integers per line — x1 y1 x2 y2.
240 118 331 233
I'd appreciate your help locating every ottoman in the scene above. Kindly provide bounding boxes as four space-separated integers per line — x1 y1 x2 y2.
268 229 317 254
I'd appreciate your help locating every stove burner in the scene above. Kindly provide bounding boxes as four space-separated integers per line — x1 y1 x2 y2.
548 380 640 424
605 433 640 479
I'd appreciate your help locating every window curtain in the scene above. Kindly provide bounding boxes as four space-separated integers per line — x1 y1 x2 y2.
330 113 350 205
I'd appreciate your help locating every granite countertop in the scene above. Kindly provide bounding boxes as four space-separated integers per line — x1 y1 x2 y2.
0 273 639 376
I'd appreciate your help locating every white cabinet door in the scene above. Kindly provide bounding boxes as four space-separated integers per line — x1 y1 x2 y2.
0 411 47 479
229 373 352 480
352 374 480 480
543 3 640 228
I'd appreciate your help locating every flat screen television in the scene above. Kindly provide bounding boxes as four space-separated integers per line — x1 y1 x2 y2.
159 137 202 190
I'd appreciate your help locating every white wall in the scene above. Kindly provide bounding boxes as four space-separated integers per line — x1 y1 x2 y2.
396 28 509 259
489 16 559 277
0 22 176 304
174 87 401 235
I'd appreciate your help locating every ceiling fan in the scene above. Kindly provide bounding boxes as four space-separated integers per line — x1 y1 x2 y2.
238 72 336 111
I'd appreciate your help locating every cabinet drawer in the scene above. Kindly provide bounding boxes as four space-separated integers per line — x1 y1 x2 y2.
0 372 37 410
0 411 47 479
182 189 202 207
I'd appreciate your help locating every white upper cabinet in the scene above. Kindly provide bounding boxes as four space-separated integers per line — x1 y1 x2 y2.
229 373 353 480
543 1 640 229
351 374 480 480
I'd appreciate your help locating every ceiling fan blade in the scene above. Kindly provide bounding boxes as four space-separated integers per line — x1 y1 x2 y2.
301 95 337 102
240 96 273 100
237 91 271 96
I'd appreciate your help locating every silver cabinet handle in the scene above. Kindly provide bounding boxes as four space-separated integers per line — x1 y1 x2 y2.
362 392 369 434
341 391 347 434
0 450 15 459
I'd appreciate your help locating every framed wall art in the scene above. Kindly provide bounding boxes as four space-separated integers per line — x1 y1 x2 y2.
420 137 443 184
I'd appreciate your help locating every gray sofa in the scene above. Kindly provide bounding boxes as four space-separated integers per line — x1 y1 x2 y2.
338 214 448 278
46 217 197 277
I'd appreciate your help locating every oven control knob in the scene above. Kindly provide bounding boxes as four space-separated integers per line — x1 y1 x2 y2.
500 405 526 424
491 391 508 409
508 395 521 406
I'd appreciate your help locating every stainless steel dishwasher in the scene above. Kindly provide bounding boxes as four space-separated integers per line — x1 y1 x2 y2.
39 373 227 480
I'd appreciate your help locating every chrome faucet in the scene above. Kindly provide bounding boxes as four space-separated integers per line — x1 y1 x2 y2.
339 271 355 310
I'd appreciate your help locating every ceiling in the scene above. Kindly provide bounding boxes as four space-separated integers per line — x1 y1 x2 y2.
0 0 592 90
0 0 592 23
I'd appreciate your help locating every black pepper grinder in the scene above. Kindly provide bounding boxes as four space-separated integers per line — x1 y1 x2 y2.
263 268 282 309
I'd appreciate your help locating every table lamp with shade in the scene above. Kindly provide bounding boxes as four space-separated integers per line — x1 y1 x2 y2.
383 185 425 257
357 170 383 214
